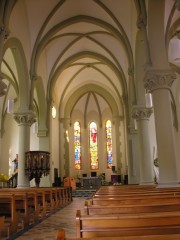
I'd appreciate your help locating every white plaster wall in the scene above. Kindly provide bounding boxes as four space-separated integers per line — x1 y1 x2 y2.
1 114 19 177
30 123 39 150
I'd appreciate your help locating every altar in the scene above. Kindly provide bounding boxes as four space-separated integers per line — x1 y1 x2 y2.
82 177 101 189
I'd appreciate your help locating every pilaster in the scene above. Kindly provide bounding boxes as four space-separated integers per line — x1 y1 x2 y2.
132 106 154 184
113 115 123 175
59 118 71 177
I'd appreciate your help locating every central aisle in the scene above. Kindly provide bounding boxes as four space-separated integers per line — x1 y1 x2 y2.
16 198 86 240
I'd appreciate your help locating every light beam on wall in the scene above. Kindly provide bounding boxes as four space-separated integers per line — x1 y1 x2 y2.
169 31 180 63
52 106 56 118
66 130 69 142
145 93 153 108
134 119 138 130
169 38 180 62
32 122 38 134
7 99 14 113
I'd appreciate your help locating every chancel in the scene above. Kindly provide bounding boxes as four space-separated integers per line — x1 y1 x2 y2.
0 0 180 239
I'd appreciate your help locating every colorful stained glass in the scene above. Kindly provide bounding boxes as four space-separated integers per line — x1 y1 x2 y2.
89 122 98 170
74 121 81 170
106 120 113 169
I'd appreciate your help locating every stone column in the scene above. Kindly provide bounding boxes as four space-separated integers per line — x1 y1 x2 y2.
14 111 36 188
144 69 178 187
132 106 154 184
113 116 122 175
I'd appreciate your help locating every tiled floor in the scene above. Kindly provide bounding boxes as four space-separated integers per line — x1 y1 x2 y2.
15 198 86 240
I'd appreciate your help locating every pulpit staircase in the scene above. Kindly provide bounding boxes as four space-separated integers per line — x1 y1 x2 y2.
7 173 18 188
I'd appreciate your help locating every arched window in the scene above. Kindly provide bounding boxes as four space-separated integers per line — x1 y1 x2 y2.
74 121 81 170
106 120 113 169
89 121 98 169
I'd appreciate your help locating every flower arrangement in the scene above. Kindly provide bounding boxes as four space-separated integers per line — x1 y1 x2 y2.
98 173 105 180
0 173 9 182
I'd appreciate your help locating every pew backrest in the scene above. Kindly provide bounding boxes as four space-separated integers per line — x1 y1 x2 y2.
76 210 180 238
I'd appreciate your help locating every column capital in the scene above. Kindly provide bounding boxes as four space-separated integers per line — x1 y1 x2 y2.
128 67 134 76
13 111 36 126
122 94 128 104
132 105 153 121
0 25 9 40
144 69 176 92
112 115 123 127
0 79 7 97
174 0 180 10
30 71 39 81
136 15 147 30
59 117 71 127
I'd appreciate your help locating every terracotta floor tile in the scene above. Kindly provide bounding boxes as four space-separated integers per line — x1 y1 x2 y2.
15 198 85 240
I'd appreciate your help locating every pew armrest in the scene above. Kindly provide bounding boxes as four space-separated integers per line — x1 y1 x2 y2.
56 228 65 240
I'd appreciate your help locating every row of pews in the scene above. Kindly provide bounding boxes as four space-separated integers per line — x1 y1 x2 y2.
57 184 180 240
0 186 72 239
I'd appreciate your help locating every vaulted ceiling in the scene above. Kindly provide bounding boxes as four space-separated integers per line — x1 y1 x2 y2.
0 0 180 130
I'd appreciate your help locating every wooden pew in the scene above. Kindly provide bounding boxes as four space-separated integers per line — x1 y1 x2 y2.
56 187 66 207
0 216 5 239
0 186 72 239
95 185 180 196
0 191 38 233
81 186 180 239
0 194 21 238
96 185 157 193
84 201 180 215
96 185 180 195
93 192 180 200
0 186 72 219
76 209 180 238
92 186 180 207
91 194 180 206
56 227 180 240
0 189 40 223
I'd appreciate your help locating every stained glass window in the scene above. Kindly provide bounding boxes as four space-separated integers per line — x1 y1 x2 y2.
89 122 98 169
74 121 81 170
106 120 113 169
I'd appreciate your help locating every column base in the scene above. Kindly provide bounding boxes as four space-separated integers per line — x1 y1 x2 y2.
140 181 155 185
17 184 30 188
